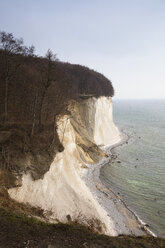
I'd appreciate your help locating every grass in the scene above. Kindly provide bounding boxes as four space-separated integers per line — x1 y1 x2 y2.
0 207 165 248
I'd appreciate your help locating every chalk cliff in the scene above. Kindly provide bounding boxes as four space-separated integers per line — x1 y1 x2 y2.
8 96 121 235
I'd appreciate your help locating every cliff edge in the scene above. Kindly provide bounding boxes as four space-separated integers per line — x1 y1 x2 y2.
8 96 121 235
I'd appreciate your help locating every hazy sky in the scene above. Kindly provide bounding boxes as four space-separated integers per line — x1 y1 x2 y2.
1 0 165 99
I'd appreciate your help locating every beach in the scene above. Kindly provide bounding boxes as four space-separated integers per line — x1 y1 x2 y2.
82 130 155 236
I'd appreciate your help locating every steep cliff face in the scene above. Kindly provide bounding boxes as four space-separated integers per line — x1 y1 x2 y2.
69 97 120 146
8 97 121 235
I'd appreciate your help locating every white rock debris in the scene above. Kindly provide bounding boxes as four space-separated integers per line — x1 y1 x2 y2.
8 97 121 235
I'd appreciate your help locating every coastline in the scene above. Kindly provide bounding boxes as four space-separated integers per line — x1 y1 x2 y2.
82 129 157 237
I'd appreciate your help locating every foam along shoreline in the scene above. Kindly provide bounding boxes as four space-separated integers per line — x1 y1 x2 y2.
108 129 157 237
8 97 121 236
103 129 157 237
82 129 157 237
7 97 156 236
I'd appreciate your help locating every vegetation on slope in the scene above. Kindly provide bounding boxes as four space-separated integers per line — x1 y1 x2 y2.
0 31 114 186
0 206 165 248
0 188 164 247
0 31 114 127
1 32 164 247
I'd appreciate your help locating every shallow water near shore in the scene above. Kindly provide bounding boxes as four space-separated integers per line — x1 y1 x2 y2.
102 99 165 237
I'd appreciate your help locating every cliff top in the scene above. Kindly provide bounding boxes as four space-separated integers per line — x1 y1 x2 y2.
0 31 114 186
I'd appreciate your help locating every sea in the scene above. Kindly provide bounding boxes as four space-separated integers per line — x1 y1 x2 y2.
102 99 165 237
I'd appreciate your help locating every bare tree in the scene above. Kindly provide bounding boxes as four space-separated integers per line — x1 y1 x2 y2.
31 89 38 136
38 49 57 128
0 31 35 55
0 31 35 123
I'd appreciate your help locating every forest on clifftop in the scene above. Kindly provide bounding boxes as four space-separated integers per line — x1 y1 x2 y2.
0 32 165 248
0 31 114 187
0 31 114 128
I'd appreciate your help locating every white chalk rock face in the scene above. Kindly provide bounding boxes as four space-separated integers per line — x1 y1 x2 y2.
8 97 121 236
94 97 120 146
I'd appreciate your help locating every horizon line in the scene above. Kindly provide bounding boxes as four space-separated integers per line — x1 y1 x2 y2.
113 98 165 100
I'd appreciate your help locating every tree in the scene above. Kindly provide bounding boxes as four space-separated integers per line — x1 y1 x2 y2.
0 31 35 123
0 31 35 55
38 49 58 128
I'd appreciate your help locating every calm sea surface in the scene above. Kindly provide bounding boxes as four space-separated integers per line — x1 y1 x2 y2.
102 99 165 237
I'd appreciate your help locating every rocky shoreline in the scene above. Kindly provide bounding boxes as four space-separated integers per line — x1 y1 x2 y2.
82 129 156 236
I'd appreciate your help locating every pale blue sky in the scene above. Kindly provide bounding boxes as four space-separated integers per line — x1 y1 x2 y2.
0 0 165 98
